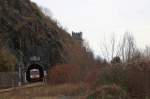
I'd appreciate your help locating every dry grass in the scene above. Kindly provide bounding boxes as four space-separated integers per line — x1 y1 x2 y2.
85 84 127 99
0 96 59 99
0 83 87 99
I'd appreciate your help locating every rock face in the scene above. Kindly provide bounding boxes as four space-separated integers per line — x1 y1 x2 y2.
0 0 67 69
0 0 95 72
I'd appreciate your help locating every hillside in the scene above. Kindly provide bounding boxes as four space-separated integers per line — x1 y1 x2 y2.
0 0 94 70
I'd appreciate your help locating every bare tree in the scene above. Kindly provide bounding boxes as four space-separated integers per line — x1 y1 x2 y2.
142 46 150 60
100 35 110 61
100 33 120 62
118 32 137 63
100 32 139 63
111 33 116 59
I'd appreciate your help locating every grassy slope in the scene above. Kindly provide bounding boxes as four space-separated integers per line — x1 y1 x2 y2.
0 83 88 99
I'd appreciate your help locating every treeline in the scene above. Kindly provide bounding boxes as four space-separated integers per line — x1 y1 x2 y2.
48 32 150 99
100 32 146 63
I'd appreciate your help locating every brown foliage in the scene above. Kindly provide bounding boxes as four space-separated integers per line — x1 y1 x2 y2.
127 61 150 99
84 65 101 86
96 64 128 91
0 48 17 72
86 84 127 99
48 64 82 85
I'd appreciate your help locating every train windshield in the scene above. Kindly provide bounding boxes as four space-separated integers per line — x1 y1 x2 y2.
30 69 40 78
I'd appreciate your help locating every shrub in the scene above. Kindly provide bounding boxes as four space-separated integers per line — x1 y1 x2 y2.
86 84 127 99
84 65 101 88
0 49 17 72
48 64 81 85
96 64 128 91
111 56 121 64
127 61 150 99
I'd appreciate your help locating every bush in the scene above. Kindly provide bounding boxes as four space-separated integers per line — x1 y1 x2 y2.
96 64 128 91
0 49 17 72
84 65 101 87
127 61 150 99
95 61 150 99
86 84 127 99
48 64 81 84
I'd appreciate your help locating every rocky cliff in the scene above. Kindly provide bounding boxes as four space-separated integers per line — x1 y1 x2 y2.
0 0 65 68
0 0 94 70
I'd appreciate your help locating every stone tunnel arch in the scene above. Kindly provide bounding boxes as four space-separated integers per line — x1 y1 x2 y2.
26 64 44 82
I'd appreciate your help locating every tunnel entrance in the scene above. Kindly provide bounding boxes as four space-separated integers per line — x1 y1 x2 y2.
26 64 44 82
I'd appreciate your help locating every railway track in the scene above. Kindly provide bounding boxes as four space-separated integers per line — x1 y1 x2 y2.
0 82 44 93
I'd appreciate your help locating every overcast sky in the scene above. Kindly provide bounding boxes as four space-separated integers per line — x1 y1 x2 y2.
31 0 150 56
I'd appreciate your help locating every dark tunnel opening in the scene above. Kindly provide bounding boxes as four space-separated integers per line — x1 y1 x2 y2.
26 64 44 82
